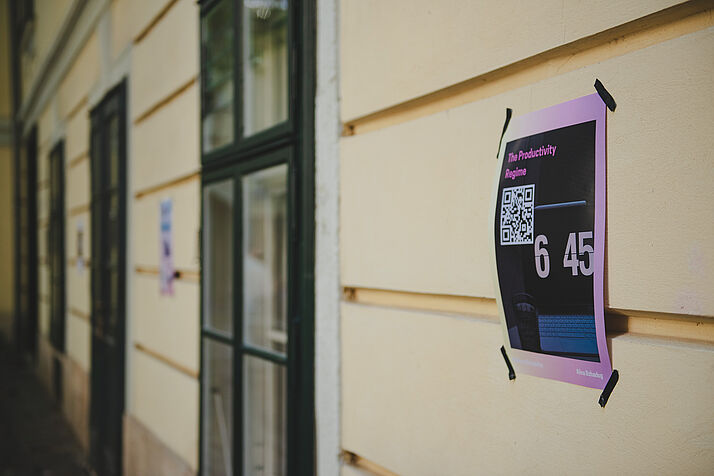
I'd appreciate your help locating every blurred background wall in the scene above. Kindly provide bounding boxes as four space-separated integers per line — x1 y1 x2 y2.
0 0 15 342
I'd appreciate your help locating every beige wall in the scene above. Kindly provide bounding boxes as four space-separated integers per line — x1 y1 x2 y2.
339 1 714 474
64 97 91 372
20 0 73 104
340 0 689 120
342 305 714 475
128 0 201 470
16 0 201 470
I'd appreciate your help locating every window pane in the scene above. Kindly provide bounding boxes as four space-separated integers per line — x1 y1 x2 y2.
242 165 287 354
242 0 289 136
108 194 118 267
108 116 120 187
91 129 102 194
202 339 233 476
202 0 234 152
243 356 286 476
203 180 234 335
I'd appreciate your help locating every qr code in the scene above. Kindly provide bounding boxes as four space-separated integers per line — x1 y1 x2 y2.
500 184 535 245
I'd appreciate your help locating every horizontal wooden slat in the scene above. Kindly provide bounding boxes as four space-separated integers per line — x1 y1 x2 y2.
133 76 197 126
66 95 88 122
133 171 199 200
344 287 498 319
68 204 90 217
133 0 180 44
69 307 90 322
343 287 714 344
68 257 91 267
342 450 399 476
68 151 89 169
134 265 199 282
134 342 199 380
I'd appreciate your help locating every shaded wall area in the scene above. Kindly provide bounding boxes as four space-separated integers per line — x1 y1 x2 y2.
0 0 15 342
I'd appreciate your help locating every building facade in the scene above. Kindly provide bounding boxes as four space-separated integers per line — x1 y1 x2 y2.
0 0 712 475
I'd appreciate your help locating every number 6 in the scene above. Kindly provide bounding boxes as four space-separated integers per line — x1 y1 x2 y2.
535 234 550 278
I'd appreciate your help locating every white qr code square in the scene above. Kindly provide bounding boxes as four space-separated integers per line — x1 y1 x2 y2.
500 184 535 245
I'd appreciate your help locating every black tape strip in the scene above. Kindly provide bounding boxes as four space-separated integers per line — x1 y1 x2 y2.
496 108 513 159
598 369 619 407
500 346 516 380
594 79 616 112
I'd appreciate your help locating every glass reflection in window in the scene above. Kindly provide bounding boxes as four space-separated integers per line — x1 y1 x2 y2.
202 0 235 152
203 180 234 335
243 355 286 476
242 0 289 136
242 164 287 354
202 339 233 476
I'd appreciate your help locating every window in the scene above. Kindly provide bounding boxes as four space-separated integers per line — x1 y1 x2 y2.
48 141 66 353
199 1 315 475
15 0 34 26
241 1 289 136
14 0 35 53
202 0 235 152
200 0 292 160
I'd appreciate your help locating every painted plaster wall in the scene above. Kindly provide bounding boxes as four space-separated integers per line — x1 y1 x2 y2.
341 27 714 314
20 0 74 104
340 0 688 120
18 0 201 469
342 304 714 475
26 1 103 448
339 1 714 474
127 0 201 470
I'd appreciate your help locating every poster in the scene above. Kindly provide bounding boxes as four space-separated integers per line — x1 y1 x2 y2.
492 93 611 389
76 219 84 273
160 198 174 295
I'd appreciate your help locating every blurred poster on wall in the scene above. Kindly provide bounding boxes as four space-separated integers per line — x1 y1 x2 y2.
76 219 84 273
492 93 612 389
160 198 174 296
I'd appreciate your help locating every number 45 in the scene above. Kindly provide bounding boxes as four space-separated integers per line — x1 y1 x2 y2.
563 231 594 276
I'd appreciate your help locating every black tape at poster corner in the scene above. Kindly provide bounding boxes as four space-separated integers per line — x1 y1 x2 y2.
594 79 617 112
496 108 513 159
500 346 516 380
598 369 619 407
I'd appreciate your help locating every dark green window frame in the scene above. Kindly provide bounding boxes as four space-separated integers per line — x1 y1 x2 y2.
199 1 315 475
199 0 297 166
14 0 35 45
48 140 66 353
89 80 128 476
14 126 39 358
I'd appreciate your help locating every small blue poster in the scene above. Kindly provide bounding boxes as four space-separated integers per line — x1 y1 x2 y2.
160 198 174 295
